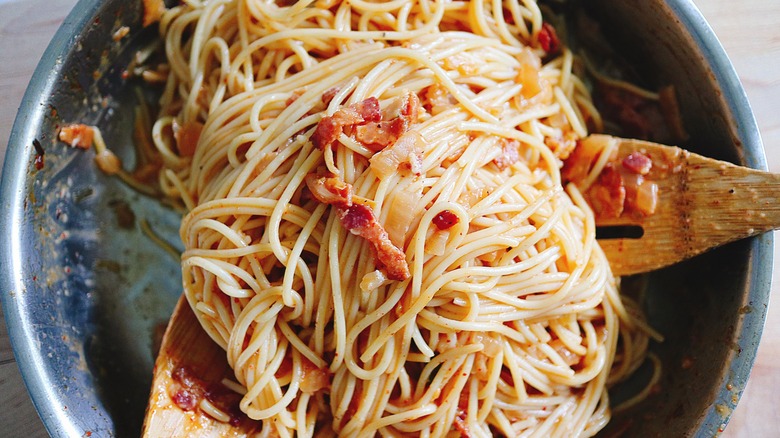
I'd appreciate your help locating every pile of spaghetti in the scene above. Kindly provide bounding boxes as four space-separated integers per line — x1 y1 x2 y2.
149 0 652 436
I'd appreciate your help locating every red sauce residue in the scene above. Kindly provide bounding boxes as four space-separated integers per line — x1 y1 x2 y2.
433 210 459 230
170 365 247 426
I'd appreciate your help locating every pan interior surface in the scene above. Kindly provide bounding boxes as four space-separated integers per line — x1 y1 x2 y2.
0 0 769 436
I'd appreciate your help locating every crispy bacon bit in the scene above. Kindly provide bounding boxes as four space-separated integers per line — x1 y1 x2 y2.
311 97 380 150
537 22 561 54
300 359 330 394
369 130 425 179
322 87 340 106
493 139 520 170
356 93 421 151
306 174 409 280
356 118 408 152
354 97 381 122
400 91 421 123
142 0 166 27
59 124 95 150
381 92 421 123
587 165 626 218
311 117 340 150
433 210 459 230
331 106 363 125
622 151 653 175
304 174 353 208
173 120 204 157
338 204 410 281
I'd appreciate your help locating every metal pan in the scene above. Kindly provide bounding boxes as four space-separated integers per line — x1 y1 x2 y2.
0 0 771 436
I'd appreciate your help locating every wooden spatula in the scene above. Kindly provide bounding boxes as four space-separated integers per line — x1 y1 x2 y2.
142 295 258 437
590 135 779 276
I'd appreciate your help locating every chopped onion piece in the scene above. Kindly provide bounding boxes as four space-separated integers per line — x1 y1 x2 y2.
360 270 389 292
369 131 425 179
635 181 658 215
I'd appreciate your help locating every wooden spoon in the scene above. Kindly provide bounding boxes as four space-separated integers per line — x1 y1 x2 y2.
142 135 778 435
590 135 779 276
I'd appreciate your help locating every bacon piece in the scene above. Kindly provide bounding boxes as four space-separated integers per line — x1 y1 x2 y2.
311 117 340 150
537 22 561 54
381 92 421 123
356 93 421 151
433 210 459 230
356 118 408 152
622 151 653 175
305 174 410 280
354 96 381 122
369 131 425 179
587 165 626 218
400 92 421 123
331 106 363 125
311 97 380 150
493 139 520 170
304 174 353 208
338 204 410 281
59 124 94 149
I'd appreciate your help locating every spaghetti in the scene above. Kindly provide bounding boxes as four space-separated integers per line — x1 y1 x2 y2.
150 0 652 436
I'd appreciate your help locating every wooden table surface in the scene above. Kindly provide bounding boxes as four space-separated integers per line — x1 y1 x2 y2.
1 0 778 436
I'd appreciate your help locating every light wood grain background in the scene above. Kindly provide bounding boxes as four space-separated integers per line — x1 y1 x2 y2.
1 0 778 436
